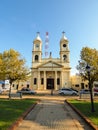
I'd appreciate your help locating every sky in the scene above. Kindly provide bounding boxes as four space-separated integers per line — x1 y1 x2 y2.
0 0 98 75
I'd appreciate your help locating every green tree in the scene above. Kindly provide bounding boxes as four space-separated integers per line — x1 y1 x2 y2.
77 47 98 84
0 49 30 96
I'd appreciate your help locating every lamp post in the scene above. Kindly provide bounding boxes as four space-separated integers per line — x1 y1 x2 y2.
86 64 95 112
51 62 53 95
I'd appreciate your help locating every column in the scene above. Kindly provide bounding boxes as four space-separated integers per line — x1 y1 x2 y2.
44 71 46 90
38 71 40 90
30 71 33 89
55 71 57 90
60 71 63 88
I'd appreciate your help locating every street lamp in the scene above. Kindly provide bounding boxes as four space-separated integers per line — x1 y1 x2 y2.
51 61 53 95
85 64 95 112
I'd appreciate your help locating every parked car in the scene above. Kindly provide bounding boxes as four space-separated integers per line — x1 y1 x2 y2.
58 88 78 96
70 88 78 93
17 88 37 95
94 88 98 96
79 89 90 94
0 89 2 94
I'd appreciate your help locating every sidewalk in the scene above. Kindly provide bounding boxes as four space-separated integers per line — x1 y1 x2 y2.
16 99 93 130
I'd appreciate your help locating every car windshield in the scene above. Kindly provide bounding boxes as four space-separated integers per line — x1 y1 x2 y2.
83 90 89 92
21 88 31 91
61 88 72 91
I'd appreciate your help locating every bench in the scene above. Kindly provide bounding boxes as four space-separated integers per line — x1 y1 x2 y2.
8 93 22 99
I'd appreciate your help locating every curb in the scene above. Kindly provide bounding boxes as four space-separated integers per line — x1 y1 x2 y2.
7 102 37 130
65 100 98 130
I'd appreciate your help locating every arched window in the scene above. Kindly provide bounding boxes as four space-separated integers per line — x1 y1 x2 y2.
35 55 39 61
63 55 67 61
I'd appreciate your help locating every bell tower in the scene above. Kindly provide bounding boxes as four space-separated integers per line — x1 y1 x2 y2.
60 32 70 63
32 32 42 64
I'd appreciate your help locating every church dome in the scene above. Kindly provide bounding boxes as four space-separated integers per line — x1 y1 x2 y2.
60 32 68 42
34 32 42 42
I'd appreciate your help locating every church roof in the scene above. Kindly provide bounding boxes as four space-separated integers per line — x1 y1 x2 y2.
37 60 64 68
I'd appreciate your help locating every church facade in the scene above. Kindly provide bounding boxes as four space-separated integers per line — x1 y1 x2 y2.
31 32 71 90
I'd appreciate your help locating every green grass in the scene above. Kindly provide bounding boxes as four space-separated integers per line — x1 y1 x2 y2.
0 99 37 130
69 100 98 126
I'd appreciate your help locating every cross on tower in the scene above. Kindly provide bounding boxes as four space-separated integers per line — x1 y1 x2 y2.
37 32 40 36
62 31 65 35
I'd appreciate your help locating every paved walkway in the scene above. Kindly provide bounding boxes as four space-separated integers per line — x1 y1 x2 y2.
16 99 93 130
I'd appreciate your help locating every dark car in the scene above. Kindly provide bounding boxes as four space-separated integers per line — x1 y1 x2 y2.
80 89 90 94
94 88 98 96
17 88 36 95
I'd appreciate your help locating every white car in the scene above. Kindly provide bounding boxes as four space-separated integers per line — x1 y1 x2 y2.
17 88 37 95
58 88 78 96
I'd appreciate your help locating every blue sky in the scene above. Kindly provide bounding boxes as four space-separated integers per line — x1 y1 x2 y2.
0 0 98 75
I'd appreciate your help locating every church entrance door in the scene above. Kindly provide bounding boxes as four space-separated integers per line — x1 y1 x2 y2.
47 78 54 89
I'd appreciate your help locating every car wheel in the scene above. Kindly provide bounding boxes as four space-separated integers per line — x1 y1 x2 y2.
60 92 64 95
72 93 76 96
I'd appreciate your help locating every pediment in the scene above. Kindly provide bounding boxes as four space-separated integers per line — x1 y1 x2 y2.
38 61 63 68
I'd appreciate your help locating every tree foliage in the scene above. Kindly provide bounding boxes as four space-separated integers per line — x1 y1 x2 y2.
77 47 98 83
0 49 30 84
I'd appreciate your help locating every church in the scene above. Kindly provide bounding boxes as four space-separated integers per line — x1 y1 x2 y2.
31 32 71 90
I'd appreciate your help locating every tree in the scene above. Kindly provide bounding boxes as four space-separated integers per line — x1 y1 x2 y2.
77 47 98 84
0 49 30 96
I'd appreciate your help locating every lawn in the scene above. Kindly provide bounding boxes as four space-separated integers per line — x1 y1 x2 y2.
68 100 98 126
0 98 37 130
